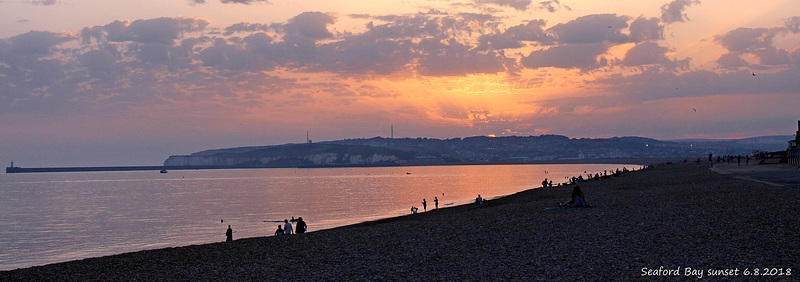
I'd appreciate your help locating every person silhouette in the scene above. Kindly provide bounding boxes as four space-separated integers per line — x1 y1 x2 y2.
283 219 293 235
295 217 307 234
422 199 427 212
567 185 587 208
225 225 233 242
275 225 284 236
434 197 439 209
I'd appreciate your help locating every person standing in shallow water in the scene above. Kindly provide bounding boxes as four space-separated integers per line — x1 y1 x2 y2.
422 199 427 212
284 219 293 235
295 217 307 234
225 225 233 242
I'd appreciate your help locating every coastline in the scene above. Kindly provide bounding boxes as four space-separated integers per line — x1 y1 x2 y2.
5 158 657 173
3 160 797 280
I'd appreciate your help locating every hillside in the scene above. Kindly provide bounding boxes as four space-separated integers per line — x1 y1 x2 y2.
163 135 793 168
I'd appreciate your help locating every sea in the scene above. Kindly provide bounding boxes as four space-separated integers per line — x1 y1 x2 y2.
0 163 638 271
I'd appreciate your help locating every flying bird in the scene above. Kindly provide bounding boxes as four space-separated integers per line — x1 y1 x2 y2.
692 109 697 112
752 72 756 76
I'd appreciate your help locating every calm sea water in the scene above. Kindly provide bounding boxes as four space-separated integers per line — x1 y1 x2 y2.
0 164 637 270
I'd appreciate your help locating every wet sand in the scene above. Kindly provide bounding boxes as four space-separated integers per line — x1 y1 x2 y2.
2 161 798 280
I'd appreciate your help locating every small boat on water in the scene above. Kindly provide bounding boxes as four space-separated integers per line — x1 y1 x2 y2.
160 169 168 173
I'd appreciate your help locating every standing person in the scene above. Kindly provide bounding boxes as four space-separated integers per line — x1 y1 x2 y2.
225 225 233 242
434 197 439 209
422 199 427 212
295 217 307 234
284 219 293 235
542 178 548 188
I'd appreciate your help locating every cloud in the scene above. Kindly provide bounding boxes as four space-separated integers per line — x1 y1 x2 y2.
660 0 700 23
81 17 210 45
477 20 554 50
219 0 269 4
629 17 664 42
622 42 689 70
714 27 783 53
521 43 610 70
623 42 671 66
282 12 337 39
716 52 746 69
416 38 507 76
473 0 532 11
32 0 57 5
547 14 631 44
535 0 571 13
3 30 76 56
786 16 800 33
223 22 273 36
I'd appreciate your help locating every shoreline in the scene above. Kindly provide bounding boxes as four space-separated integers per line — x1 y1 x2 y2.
4 160 796 279
5 157 659 174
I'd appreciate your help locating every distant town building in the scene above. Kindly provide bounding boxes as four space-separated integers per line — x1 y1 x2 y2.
789 120 800 165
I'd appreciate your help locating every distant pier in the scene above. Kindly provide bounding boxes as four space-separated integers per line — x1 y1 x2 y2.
5 165 238 174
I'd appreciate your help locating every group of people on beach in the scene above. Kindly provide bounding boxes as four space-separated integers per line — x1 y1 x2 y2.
541 167 636 189
412 196 440 214
275 217 306 236
224 217 308 242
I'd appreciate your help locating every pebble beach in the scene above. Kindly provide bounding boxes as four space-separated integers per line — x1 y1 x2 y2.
2 161 798 280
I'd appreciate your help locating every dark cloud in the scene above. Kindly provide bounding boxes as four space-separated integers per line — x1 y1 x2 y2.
753 47 790 66
223 22 273 36
622 42 690 70
786 16 800 33
629 17 664 42
473 0 532 11
32 0 57 5
220 0 269 4
716 52 746 69
547 14 631 44
660 0 700 23
81 17 209 45
3 30 76 56
477 20 554 50
417 38 507 76
623 42 671 66
714 27 782 53
282 12 337 39
535 0 571 13
521 43 610 70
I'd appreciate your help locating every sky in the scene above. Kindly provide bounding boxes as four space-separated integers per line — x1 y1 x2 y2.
1 0 799 166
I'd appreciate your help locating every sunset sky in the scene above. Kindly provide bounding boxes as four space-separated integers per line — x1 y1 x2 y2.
1 0 799 166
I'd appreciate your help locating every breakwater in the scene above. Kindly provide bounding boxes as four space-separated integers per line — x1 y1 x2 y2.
5 165 236 174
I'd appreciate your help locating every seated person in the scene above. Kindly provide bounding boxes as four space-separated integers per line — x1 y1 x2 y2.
275 225 284 236
566 185 588 208
475 194 484 204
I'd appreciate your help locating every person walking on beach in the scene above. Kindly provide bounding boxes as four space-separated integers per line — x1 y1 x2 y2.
434 197 439 209
422 199 427 212
225 225 233 242
284 219 293 235
295 217 307 234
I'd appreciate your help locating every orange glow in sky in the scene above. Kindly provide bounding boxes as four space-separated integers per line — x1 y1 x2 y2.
1 0 799 165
